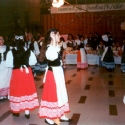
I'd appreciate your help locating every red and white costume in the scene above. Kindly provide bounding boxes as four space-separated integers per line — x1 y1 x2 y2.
6 47 39 113
77 43 88 69
39 45 70 119
0 46 12 99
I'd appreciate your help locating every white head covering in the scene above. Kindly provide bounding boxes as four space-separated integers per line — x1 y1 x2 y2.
102 35 108 42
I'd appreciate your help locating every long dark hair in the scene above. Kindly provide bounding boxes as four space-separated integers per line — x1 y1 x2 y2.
38 28 59 62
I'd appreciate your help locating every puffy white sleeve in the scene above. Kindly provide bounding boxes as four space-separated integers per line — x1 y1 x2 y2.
46 46 60 61
63 42 67 49
5 50 13 68
29 51 37 66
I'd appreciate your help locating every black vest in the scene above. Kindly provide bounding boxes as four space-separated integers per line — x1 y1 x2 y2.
12 47 31 69
0 46 10 63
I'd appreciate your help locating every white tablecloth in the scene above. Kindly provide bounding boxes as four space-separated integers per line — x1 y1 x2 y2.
65 54 121 65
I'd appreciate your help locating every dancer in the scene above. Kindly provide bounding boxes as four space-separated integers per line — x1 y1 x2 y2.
38 28 73 125
77 35 88 69
6 35 39 118
121 37 125 73
101 32 115 70
0 36 12 101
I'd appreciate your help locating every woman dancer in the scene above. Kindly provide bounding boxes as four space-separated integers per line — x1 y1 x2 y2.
77 35 88 69
38 28 72 125
101 32 115 70
6 35 39 118
0 36 12 101
121 37 125 73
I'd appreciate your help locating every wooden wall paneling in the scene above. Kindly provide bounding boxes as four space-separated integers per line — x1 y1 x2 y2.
41 10 125 42
60 13 66 34
80 13 84 35
50 14 56 30
72 13 77 36
51 14 55 31
47 14 51 30
86 12 91 36
103 12 107 34
69 13 74 35
70 13 76 35
97 13 102 35
77 13 81 35
52 14 58 30
65 13 70 35
93 12 97 33
83 12 87 36
80 13 83 35
94 13 99 34
44 14 48 34
59 14 65 34
91 12 95 33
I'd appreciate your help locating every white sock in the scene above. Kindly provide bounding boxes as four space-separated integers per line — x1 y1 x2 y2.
25 110 29 115
61 115 69 120
46 118 54 124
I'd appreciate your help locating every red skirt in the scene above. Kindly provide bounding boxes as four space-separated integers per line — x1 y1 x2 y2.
39 70 70 119
9 67 39 113
77 50 88 69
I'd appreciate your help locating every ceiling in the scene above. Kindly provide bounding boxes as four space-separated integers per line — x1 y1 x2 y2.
40 0 125 7
40 0 125 14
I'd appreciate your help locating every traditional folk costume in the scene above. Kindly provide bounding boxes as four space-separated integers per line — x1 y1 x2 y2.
0 45 12 100
101 35 115 69
6 45 39 115
77 41 88 69
121 45 125 72
39 45 70 119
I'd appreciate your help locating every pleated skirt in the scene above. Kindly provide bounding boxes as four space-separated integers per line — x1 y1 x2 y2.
39 70 70 119
9 67 39 113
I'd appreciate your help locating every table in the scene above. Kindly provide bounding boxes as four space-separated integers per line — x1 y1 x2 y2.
65 54 121 65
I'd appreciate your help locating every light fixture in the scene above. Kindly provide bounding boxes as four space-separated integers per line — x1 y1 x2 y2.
52 0 64 8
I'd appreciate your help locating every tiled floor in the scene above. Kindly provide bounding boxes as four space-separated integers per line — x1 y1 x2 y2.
1 65 125 125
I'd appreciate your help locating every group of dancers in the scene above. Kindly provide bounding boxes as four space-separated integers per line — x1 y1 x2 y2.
0 29 125 125
0 28 73 125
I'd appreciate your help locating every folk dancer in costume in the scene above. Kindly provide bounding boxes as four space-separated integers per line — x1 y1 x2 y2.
0 36 12 101
77 35 88 69
25 32 40 77
58 37 67 68
121 38 125 73
6 35 39 118
38 28 73 125
101 32 115 70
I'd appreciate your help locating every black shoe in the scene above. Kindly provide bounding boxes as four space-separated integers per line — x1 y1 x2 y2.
12 113 20 117
60 118 73 122
45 119 57 125
25 114 30 119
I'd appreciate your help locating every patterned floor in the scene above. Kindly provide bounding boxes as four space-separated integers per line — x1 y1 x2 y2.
0 65 125 125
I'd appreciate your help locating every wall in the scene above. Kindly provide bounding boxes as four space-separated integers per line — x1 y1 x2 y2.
40 10 125 42
0 0 40 36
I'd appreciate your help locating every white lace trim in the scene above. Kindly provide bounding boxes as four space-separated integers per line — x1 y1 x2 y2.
0 87 9 96
40 100 58 108
9 93 38 102
10 99 39 112
39 102 70 118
